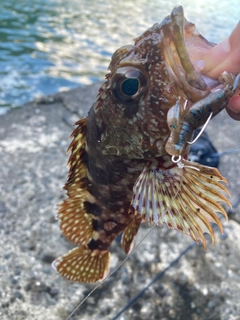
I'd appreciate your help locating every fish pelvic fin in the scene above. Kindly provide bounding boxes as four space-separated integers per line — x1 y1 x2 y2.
52 246 110 283
131 160 230 249
121 214 142 254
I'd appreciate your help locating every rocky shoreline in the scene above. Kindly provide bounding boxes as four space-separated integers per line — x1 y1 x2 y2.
0 83 240 320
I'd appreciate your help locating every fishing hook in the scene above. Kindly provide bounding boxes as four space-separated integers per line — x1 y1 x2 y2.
187 112 213 145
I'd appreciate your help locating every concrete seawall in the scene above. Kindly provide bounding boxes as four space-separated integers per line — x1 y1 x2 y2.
0 83 240 320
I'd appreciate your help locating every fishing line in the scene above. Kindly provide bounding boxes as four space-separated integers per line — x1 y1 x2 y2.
110 196 240 320
67 159 185 319
111 243 196 320
212 147 240 157
64 156 185 319
65 224 157 320
64 148 239 319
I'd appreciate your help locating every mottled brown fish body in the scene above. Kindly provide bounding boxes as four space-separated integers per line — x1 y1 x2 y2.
84 106 144 251
53 6 238 283
54 114 145 282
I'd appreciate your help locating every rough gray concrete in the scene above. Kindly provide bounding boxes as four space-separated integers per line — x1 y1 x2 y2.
0 83 240 320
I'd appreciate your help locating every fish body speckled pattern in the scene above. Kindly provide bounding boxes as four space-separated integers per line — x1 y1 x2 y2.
52 6 240 283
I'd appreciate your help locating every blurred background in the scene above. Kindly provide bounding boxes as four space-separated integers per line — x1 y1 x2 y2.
0 0 239 114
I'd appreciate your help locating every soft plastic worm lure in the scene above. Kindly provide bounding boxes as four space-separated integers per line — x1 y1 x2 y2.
165 74 240 159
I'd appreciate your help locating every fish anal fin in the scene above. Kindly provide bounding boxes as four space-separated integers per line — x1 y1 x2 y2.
121 214 142 254
52 246 110 283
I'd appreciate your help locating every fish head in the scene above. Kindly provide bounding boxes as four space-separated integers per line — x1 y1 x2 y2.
92 6 221 159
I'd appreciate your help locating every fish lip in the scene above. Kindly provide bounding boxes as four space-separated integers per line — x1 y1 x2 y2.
159 6 224 102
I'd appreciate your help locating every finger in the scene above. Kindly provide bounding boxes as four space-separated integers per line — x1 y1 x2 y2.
226 107 240 121
202 21 240 78
226 93 240 121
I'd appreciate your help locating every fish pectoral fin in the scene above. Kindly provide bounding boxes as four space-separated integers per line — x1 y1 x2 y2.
52 246 110 283
131 161 230 248
121 215 142 254
131 163 183 224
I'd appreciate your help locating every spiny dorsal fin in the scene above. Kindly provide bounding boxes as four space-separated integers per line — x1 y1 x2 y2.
52 246 110 283
65 117 88 196
131 160 230 249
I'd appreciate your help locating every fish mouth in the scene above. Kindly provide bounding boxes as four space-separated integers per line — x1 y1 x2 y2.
161 5 222 103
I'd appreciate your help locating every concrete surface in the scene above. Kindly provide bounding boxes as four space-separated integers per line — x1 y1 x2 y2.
0 83 240 320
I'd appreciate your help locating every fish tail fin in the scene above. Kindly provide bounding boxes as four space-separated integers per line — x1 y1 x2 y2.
52 246 110 283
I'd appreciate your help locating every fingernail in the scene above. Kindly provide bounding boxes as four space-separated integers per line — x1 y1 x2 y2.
228 96 240 113
228 105 240 113
220 37 231 53
195 60 205 72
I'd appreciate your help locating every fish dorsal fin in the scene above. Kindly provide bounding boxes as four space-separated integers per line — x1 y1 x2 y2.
65 117 88 197
52 246 110 283
58 118 96 246
131 159 230 248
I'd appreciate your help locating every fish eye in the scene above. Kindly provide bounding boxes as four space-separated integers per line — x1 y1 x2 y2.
111 66 148 103
121 78 139 96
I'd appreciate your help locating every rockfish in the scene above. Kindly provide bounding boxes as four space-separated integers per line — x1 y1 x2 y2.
52 6 240 283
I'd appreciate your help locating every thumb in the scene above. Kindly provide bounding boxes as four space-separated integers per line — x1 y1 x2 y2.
202 21 240 78
202 21 240 120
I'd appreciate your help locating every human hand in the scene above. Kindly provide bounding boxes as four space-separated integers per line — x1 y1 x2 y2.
203 21 240 120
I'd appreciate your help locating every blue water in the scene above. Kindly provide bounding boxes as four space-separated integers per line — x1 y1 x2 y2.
0 0 239 113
